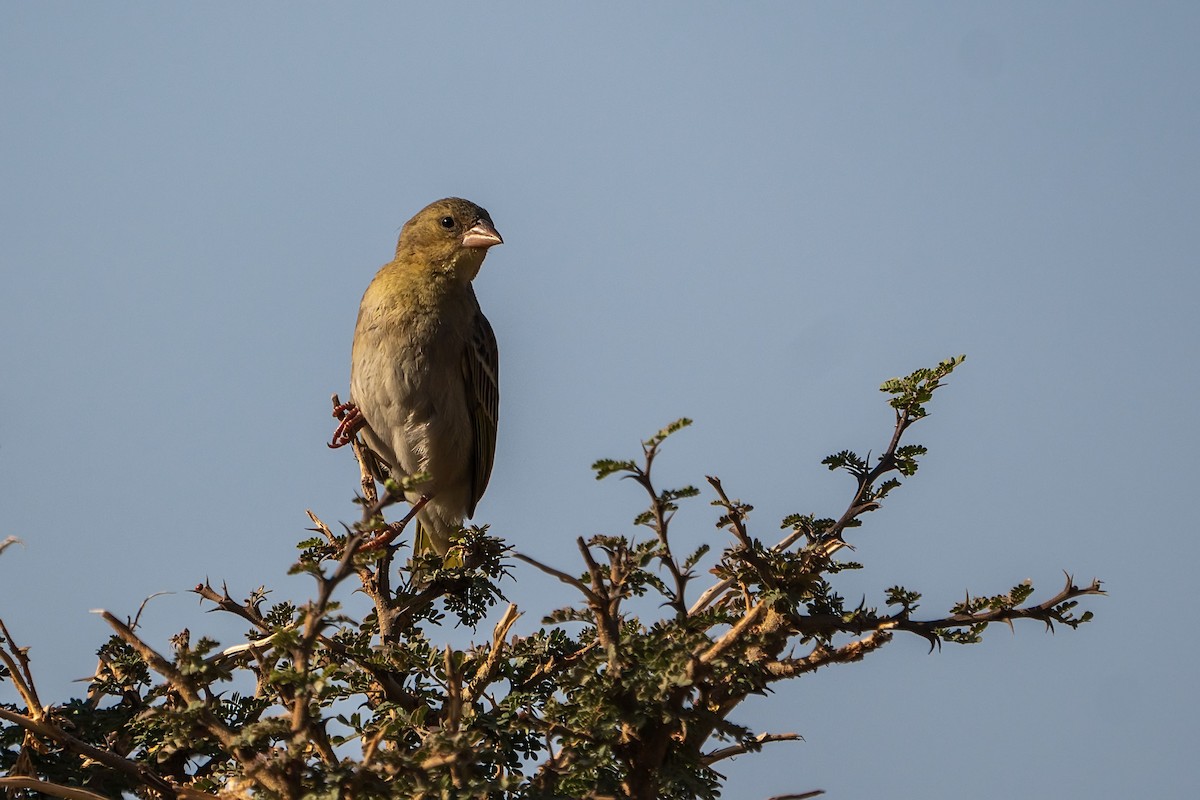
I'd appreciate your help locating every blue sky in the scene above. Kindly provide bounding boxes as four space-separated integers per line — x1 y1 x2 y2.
2 3 1197 798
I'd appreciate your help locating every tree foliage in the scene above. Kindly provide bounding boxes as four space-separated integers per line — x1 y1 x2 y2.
0 356 1102 800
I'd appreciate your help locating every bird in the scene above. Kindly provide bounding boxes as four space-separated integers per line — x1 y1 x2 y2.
342 197 502 557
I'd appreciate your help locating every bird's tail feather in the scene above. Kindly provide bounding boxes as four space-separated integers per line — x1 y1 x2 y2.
413 520 464 569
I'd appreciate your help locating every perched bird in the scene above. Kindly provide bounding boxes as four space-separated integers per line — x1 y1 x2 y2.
346 197 502 556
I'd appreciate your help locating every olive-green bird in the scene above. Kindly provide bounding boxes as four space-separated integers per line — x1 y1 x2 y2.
348 197 502 556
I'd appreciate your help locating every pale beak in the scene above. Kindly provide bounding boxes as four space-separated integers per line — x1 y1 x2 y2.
462 220 503 249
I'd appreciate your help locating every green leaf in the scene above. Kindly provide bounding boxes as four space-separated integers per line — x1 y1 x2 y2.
893 443 928 476
880 354 966 418
823 450 867 474
592 458 637 480
643 417 693 449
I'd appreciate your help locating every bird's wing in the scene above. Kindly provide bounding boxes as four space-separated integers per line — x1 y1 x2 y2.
463 309 499 517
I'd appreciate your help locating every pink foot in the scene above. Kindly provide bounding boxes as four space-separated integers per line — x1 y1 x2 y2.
328 402 365 449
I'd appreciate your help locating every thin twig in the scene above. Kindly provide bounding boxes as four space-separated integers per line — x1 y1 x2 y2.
763 632 893 680
893 573 1105 639
0 618 42 717
93 610 204 707
513 552 601 603
129 591 172 631
629 441 690 617
193 581 270 632
701 731 804 765
92 610 290 796
691 409 916 616
576 537 622 667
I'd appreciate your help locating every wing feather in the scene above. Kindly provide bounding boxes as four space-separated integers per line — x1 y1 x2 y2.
463 309 499 517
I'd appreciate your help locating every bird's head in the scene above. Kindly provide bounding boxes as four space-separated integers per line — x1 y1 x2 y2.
396 197 503 282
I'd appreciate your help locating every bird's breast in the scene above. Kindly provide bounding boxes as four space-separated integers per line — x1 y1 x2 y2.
349 286 475 483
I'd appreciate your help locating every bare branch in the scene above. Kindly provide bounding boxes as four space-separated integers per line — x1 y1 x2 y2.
699 601 769 665
707 476 751 549
692 401 937 616
206 627 297 666
513 552 600 603
466 603 521 704
93 610 204 707
193 580 270 632
0 706 178 797
765 632 894 680
129 590 172 631
757 574 1102 669
91 610 291 796
702 731 804 765
443 645 463 730
576 537 623 667
0 617 42 718
306 508 337 543
0 777 112 800
893 574 1105 639
332 392 378 506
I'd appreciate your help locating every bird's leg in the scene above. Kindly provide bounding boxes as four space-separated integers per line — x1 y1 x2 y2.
368 481 408 518
328 401 364 448
358 495 432 552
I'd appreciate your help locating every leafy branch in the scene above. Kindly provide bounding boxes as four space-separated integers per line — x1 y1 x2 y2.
0 355 1103 800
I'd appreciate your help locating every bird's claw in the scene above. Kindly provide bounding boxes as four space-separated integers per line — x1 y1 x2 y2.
357 522 406 552
329 402 364 448
355 495 431 552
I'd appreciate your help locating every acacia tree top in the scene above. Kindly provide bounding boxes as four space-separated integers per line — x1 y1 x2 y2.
0 355 1102 800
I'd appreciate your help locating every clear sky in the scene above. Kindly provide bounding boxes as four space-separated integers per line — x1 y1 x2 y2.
2 3 1197 798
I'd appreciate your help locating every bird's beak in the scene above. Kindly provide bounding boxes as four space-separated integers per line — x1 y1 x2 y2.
462 221 503 249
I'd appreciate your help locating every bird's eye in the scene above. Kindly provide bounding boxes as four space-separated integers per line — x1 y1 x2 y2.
439 216 456 230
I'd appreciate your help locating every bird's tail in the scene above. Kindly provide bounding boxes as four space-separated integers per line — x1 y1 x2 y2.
412 519 464 568
413 520 439 557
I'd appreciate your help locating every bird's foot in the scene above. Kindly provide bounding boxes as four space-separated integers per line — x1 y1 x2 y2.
357 521 407 552
356 495 431 552
328 402 364 448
